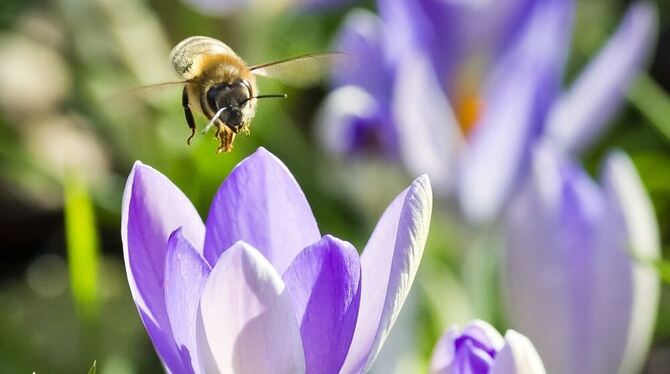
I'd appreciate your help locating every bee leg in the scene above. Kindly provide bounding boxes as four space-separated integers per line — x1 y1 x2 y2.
216 128 235 154
244 120 253 136
182 87 196 145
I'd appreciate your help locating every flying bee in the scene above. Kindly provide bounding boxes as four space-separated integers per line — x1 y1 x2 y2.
165 36 339 153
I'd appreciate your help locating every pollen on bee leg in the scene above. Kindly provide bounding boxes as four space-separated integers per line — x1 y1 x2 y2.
216 128 235 154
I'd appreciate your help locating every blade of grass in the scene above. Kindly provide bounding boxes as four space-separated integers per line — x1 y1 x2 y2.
87 360 97 374
64 173 100 323
629 73 670 142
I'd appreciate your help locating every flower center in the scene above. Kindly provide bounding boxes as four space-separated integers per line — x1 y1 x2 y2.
455 93 484 138
451 57 486 139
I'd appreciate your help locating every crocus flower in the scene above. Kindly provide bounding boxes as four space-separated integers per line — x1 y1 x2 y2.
430 320 546 374
319 0 657 222
121 147 433 373
503 143 659 374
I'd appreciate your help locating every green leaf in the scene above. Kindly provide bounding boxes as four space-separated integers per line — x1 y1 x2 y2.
87 360 96 374
629 73 670 142
64 173 100 323
656 259 670 285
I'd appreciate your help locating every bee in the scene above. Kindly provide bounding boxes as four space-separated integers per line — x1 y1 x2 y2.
167 36 338 153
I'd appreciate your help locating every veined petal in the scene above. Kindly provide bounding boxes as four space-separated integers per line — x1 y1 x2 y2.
164 228 211 373
458 0 571 222
282 235 361 373
196 241 305 374
599 151 660 374
121 162 205 372
341 175 432 373
203 147 320 274
490 330 546 374
392 48 462 195
546 2 658 154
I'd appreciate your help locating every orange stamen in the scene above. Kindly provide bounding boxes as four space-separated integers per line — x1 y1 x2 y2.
456 94 484 138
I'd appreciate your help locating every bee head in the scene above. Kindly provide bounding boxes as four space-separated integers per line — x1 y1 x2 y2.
206 79 253 133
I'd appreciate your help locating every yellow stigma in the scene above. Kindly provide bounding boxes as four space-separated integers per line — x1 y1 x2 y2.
455 93 483 138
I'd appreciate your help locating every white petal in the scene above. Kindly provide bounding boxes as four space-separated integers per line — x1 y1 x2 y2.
600 151 660 374
392 48 462 195
196 242 305 374
490 330 546 374
341 175 433 373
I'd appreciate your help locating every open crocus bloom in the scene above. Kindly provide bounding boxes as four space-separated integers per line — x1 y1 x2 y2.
430 320 545 374
504 143 659 373
320 0 657 222
121 147 432 374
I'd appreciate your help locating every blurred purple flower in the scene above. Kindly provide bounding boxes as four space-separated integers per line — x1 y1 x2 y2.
430 320 545 374
319 0 657 222
121 147 432 373
503 143 659 373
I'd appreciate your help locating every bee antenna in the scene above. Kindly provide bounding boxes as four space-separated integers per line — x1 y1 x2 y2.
255 94 288 100
241 93 287 105
202 106 229 134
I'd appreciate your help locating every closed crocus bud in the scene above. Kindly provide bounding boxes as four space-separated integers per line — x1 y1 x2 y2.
430 320 545 374
504 143 660 374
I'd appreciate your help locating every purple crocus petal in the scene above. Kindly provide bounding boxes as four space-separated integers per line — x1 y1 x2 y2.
392 47 463 195
598 151 660 374
430 321 505 374
490 330 546 374
196 241 305 373
378 0 539 89
203 147 320 274
282 235 361 374
504 144 605 374
332 9 390 100
457 0 571 222
164 228 211 373
341 175 432 373
316 86 391 156
121 162 205 372
546 2 658 154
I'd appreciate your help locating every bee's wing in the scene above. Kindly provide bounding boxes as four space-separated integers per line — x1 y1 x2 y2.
249 53 346 87
106 80 187 100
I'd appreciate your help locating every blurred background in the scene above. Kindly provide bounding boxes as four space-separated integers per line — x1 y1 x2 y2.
0 0 669 372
